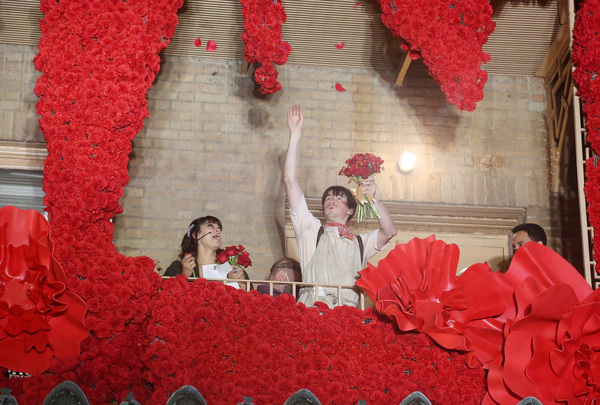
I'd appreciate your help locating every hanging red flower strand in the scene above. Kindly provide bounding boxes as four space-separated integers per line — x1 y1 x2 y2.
21 0 183 402
572 0 600 268
240 0 292 94
377 0 495 111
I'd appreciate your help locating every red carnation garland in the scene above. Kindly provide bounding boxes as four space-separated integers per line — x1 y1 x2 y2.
573 0 600 267
240 0 292 94
143 278 486 404
378 0 495 111
4 0 184 403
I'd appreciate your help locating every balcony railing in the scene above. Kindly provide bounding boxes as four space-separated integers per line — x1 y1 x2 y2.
162 277 369 310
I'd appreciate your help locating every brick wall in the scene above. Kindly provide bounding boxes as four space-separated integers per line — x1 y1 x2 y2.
0 43 552 278
0 45 43 143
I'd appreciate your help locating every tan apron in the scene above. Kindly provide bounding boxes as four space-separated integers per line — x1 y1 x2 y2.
298 228 361 308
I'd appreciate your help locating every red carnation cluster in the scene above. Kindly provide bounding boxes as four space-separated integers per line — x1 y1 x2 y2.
240 0 292 94
573 0 600 265
14 0 183 402
217 244 252 268
339 153 384 180
377 0 495 111
142 278 486 404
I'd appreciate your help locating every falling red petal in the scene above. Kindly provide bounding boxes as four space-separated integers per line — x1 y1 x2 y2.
335 83 346 92
194 38 201 47
206 40 217 52
335 42 345 50
354 2 361 9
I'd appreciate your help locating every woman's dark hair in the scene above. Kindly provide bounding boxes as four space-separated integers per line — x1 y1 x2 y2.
178 216 222 259
321 185 357 221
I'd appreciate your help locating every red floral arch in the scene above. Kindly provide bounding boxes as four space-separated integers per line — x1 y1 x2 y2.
0 0 596 403
0 0 487 403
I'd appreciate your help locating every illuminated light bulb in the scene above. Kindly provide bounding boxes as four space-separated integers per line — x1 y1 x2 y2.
397 151 417 173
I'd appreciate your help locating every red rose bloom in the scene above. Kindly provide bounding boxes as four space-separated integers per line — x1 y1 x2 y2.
225 245 239 257
216 251 229 264
238 251 252 268
357 165 371 178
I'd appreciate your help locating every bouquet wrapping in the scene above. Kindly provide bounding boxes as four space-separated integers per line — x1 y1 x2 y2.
339 153 384 222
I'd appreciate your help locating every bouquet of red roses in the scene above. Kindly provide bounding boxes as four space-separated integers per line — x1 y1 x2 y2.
339 153 384 222
217 245 252 269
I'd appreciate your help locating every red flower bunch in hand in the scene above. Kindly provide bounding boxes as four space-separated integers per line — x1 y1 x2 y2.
217 245 252 269
339 153 384 180
240 0 292 94
338 153 384 222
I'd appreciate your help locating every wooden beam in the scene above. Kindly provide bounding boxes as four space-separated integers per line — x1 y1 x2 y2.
558 0 570 25
287 197 526 235
536 24 569 79
240 59 249 75
395 51 412 86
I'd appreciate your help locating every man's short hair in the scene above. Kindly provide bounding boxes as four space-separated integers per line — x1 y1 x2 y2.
321 186 357 221
511 223 547 246
269 257 301 282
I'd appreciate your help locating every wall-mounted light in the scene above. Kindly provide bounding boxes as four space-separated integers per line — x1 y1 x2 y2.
397 151 417 173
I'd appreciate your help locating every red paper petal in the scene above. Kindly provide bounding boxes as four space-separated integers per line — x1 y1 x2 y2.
335 42 345 50
335 83 346 92
353 2 361 9
206 40 217 52
0 206 89 374
194 38 201 47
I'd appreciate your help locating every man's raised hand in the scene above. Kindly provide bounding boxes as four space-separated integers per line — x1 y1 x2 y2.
287 104 304 134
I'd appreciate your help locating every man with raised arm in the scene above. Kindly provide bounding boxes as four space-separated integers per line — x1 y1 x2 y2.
284 104 397 307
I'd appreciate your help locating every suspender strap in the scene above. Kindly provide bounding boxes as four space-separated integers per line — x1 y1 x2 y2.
356 233 364 263
316 225 364 263
317 224 325 245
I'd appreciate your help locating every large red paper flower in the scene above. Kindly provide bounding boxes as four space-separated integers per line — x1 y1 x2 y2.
480 243 596 404
488 241 593 332
484 285 600 405
0 206 88 374
356 235 506 367
358 236 595 379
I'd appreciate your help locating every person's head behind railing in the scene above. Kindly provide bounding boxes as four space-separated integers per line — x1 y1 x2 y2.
268 257 301 283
